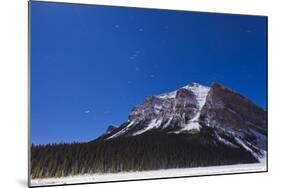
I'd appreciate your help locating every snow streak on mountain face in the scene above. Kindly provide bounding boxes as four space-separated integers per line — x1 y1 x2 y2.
98 82 267 162
105 83 209 139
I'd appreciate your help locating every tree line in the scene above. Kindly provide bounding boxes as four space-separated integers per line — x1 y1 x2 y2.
31 128 258 178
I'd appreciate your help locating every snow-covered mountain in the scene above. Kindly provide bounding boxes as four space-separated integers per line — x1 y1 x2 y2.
98 82 267 161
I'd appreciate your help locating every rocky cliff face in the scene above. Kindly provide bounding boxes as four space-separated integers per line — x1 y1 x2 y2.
99 82 267 160
200 83 266 133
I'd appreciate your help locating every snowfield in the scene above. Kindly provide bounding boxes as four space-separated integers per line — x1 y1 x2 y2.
31 161 267 187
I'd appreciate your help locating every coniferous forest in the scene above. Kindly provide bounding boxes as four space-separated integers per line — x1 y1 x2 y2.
31 128 258 179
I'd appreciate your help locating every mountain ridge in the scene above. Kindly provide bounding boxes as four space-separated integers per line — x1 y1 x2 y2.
100 83 266 138
97 82 267 162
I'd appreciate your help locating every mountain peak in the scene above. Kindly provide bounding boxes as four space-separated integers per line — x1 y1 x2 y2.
182 83 209 96
156 82 209 100
182 82 205 88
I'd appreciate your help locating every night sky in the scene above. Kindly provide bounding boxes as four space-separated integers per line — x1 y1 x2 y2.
30 1 267 144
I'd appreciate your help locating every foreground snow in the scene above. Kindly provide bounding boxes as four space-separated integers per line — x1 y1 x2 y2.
31 161 267 187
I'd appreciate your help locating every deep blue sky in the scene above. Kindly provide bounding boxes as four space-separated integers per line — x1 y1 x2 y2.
30 1 267 145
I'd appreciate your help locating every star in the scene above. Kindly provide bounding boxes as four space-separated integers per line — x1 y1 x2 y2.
129 50 141 60
84 110 90 114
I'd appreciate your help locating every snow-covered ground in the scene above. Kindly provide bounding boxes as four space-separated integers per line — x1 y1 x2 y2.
31 161 267 187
